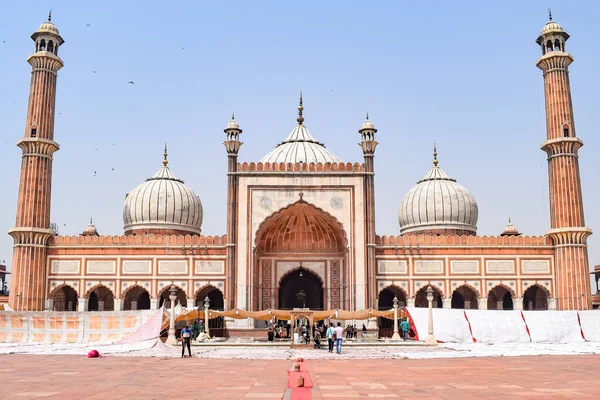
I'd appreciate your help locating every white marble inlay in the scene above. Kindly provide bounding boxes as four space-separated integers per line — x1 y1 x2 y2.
51 260 80 274
122 260 152 274
522 260 550 274
450 260 478 274
486 260 515 274
377 260 407 274
87 260 116 275
158 260 187 275
195 260 225 275
414 260 443 274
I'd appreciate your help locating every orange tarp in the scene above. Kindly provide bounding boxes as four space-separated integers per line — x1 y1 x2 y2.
175 308 402 322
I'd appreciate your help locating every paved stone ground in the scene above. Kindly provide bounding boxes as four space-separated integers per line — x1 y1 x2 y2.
0 354 599 399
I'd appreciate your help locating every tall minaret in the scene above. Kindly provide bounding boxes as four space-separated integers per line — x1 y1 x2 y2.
224 113 242 310
8 14 64 311
359 113 378 309
536 13 592 310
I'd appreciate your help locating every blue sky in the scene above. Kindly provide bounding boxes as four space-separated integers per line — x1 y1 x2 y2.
1 1 599 291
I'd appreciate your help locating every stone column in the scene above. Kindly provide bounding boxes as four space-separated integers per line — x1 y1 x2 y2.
478 297 487 310
78 298 88 312
548 298 557 310
45 298 54 311
166 286 178 345
391 297 400 340
187 298 195 309
113 298 123 311
425 286 437 345
442 298 452 309
150 298 159 309
513 297 524 310
407 298 415 308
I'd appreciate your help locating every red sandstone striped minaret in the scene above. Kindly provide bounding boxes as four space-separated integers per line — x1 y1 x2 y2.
536 15 592 310
359 113 378 309
8 14 64 311
224 113 242 310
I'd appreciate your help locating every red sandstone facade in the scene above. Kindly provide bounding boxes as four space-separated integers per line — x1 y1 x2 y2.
7 16 594 315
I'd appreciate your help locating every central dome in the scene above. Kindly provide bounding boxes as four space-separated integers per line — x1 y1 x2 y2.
123 148 203 235
398 149 478 235
260 94 341 164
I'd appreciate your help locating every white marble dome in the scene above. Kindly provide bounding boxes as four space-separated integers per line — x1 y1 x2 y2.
398 164 478 235
541 21 563 34
260 123 341 164
37 21 60 35
123 164 203 235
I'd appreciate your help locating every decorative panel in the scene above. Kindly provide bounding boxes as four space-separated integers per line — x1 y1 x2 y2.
414 260 443 274
122 260 152 275
195 260 225 275
87 260 116 275
522 260 550 274
158 260 188 275
486 260 515 274
377 260 407 275
261 260 272 310
330 260 341 309
450 260 478 274
51 260 80 275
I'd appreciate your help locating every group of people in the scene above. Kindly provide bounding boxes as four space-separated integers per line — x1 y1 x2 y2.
180 319 210 358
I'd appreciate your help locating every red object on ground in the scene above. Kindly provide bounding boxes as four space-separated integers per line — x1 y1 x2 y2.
87 350 101 358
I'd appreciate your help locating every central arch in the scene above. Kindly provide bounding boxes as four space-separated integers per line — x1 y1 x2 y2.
252 199 348 311
278 268 324 310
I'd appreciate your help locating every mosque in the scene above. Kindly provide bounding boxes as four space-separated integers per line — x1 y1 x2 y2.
7 14 597 333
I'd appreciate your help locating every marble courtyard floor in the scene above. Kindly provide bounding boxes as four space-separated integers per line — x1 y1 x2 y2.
0 354 599 399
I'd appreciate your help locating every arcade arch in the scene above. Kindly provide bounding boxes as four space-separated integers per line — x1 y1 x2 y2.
523 284 549 310
87 285 114 311
487 285 514 310
49 285 78 311
123 285 150 310
159 286 187 308
196 285 224 310
451 285 479 309
415 286 443 308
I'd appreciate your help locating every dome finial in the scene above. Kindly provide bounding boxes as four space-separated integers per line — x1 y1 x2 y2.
231 112 235 121
163 143 168 166
297 91 304 124
48 8 52 22
90 216 93 224
548 7 552 21
366 112 369 120
433 143 439 166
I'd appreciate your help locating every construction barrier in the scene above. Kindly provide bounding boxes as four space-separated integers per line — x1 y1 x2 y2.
0 308 165 344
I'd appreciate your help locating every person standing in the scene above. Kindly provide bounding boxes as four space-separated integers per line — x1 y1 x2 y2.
326 323 335 353
181 324 192 358
192 319 200 341
400 318 410 341
353 325 358 339
335 322 344 354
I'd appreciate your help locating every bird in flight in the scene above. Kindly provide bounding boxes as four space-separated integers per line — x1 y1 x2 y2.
128 81 135 84
86 24 91 27
94 171 97 176
93 71 97 73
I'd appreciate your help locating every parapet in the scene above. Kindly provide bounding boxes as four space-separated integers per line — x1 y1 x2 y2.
49 234 227 246
237 161 365 173
375 234 550 246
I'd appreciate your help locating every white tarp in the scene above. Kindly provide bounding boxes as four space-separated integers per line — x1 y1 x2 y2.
464 310 530 344
578 311 600 342
405 307 473 343
522 311 584 343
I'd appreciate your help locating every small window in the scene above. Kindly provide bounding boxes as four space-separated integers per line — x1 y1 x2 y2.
31 128 37 138
40 39 46 51
48 40 54 53
554 39 561 51
546 40 553 53
563 124 570 137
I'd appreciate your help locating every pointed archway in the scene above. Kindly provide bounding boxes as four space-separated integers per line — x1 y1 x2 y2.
252 199 348 311
487 285 514 310
278 268 324 310
49 285 78 311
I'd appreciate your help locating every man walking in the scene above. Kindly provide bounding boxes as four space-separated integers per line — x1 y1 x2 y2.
334 322 344 354
326 323 335 353
181 324 192 357
400 318 410 341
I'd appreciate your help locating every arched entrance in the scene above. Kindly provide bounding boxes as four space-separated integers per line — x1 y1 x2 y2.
50 285 78 311
159 286 187 309
378 286 407 338
451 286 479 309
196 286 226 337
487 286 514 310
415 286 443 308
253 199 348 311
278 268 324 310
523 285 549 310
123 286 150 310
87 285 114 311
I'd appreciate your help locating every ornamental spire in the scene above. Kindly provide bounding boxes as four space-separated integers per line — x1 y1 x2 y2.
433 143 438 166
297 91 304 124
48 9 52 22
548 7 552 21
163 143 168 166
